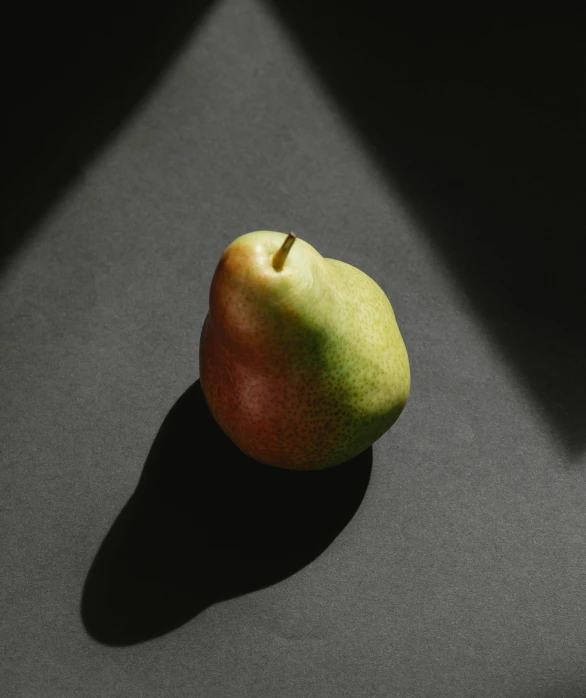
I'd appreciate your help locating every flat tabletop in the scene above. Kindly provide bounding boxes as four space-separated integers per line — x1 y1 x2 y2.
2 3 585 696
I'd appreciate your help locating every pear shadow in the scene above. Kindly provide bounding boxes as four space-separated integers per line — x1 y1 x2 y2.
81 380 372 646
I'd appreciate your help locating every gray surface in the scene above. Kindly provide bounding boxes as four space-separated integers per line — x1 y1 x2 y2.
2 1 586 696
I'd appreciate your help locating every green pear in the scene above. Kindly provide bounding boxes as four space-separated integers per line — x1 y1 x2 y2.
199 231 410 469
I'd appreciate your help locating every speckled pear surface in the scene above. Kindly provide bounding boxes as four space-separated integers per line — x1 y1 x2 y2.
199 231 410 469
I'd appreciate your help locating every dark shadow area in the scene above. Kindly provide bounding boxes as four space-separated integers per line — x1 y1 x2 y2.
269 2 586 458
81 380 372 646
1 0 214 275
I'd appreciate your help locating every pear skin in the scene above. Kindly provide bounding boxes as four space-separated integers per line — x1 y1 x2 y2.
199 231 410 469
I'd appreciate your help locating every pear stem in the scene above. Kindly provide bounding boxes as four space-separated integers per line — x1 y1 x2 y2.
272 233 296 271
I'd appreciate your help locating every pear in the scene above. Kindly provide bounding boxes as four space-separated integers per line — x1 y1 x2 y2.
199 231 410 470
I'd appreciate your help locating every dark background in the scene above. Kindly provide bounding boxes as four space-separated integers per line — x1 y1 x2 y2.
2 2 586 696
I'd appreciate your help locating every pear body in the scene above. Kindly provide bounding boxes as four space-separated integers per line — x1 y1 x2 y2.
199 231 410 469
